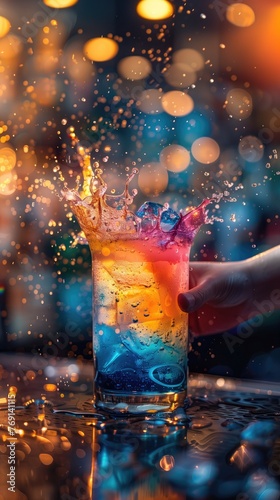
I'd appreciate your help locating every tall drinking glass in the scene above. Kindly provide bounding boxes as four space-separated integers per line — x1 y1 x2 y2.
89 235 190 413
63 167 209 415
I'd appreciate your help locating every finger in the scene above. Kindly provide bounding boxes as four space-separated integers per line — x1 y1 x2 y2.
178 281 216 312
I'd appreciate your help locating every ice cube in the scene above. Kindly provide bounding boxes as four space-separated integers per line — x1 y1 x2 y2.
136 201 163 219
93 325 134 372
96 342 128 372
92 263 117 307
116 286 163 324
136 201 163 233
97 305 117 326
125 317 184 365
102 260 155 287
128 316 186 345
136 201 180 233
160 207 180 232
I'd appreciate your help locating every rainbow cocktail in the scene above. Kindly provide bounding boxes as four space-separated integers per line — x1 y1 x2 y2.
63 167 209 414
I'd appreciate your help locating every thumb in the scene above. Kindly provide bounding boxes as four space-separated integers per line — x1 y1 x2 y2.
178 281 216 312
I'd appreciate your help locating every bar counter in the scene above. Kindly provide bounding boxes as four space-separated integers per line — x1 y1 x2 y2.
0 354 280 500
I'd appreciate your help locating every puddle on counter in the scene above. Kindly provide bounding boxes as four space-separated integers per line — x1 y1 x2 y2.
1 386 280 499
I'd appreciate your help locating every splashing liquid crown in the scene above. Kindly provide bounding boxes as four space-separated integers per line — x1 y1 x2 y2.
62 131 211 248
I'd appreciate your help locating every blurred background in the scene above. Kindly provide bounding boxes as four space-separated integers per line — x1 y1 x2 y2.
0 0 280 380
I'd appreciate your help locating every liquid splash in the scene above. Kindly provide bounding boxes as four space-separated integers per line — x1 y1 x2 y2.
61 129 212 248
62 167 211 248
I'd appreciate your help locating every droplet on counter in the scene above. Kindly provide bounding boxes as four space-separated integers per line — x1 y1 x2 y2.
159 454 175 471
190 417 212 429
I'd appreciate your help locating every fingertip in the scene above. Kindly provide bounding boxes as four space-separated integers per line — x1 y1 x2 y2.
178 293 195 312
177 293 186 311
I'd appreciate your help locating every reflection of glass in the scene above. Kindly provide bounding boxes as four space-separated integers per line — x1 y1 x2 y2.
63 160 209 414
92 422 188 499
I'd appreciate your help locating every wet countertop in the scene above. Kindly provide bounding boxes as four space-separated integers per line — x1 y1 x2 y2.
0 354 280 500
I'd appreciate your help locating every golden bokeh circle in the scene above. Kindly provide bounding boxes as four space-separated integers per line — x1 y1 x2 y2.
226 3 255 28
191 137 220 164
137 89 163 114
173 48 204 71
136 0 174 20
118 56 152 80
83 37 119 62
162 91 194 117
0 16 11 39
43 0 79 8
238 135 264 163
160 145 191 172
225 88 252 120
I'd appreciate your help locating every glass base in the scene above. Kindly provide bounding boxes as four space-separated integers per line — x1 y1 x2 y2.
94 389 187 415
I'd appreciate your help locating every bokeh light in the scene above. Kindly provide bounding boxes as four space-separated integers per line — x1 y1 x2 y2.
83 37 119 62
16 146 37 175
226 3 255 28
0 171 17 196
160 144 191 172
65 52 95 83
191 137 220 164
33 77 58 106
173 48 204 71
225 88 252 120
238 136 264 163
136 0 174 20
162 91 194 117
0 16 11 38
43 0 79 7
138 162 168 196
118 56 152 80
39 453 54 466
0 146 16 173
0 34 22 59
222 5 280 87
164 63 197 88
63 38 96 83
137 89 163 114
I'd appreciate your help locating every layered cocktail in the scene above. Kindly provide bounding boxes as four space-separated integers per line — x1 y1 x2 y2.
63 167 209 414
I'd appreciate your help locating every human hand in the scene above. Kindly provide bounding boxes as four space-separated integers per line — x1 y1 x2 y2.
178 261 254 335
